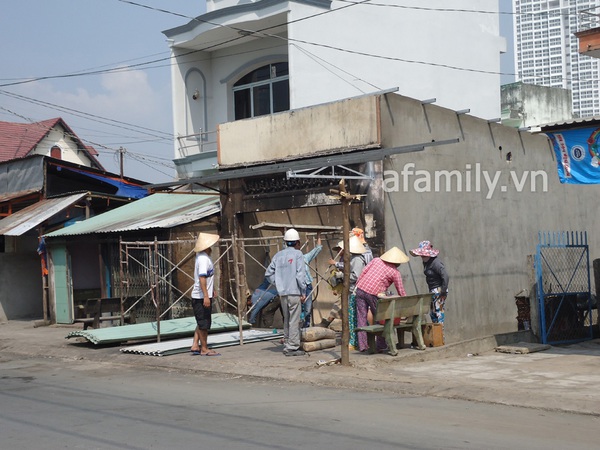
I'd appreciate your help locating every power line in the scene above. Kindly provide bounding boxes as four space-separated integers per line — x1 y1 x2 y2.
4 0 596 91
0 105 175 178
0 89 173 140
0 105 118 153
338 0 597 18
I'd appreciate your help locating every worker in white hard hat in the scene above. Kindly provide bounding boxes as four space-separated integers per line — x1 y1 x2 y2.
265 228 307 357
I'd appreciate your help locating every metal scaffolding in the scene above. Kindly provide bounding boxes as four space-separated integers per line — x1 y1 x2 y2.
118 228 343 342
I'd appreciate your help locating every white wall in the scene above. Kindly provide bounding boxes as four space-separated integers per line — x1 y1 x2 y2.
289 0 503 119
168 0 505 162
32 125 94 166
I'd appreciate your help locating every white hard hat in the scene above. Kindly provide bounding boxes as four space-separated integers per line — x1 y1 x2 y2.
284 228 300 242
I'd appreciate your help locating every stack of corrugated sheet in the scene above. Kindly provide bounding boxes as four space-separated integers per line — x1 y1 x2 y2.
120 329 284 356
65 313 248 345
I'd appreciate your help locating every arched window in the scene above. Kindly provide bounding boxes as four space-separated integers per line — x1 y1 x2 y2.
233 62 289 120
50 145 62 160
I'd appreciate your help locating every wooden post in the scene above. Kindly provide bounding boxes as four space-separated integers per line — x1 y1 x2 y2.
330 180 362 367
340 184 351 366
231 217 245 345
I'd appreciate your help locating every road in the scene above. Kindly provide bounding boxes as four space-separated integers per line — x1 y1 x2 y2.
0 356 598 450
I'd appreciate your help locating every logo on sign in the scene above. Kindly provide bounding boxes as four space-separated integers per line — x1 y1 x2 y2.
571 145 585 162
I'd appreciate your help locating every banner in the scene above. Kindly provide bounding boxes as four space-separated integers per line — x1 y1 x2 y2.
546 126 600 184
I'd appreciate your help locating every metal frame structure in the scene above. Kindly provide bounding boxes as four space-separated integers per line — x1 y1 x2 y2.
535 231 595 345
118 231 342 342
148 138 458 190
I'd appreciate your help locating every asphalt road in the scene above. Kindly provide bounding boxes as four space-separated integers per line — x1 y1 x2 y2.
1 356 598 450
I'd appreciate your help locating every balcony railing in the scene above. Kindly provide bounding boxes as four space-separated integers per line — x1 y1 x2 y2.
176 130 218 158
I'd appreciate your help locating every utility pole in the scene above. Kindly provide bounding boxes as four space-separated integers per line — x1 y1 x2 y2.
119 147 125 179
330 179 363 366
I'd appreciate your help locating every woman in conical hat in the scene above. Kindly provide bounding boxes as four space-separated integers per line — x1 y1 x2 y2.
380 246 410 265
410 240 449 326
320 236 370 350
351 227 373 264
353 245 409 352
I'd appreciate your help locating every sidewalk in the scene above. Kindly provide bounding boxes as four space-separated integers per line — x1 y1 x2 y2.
1 320 599 416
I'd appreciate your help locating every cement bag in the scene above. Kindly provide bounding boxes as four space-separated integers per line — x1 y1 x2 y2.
302 327 337 342
301 339 337 352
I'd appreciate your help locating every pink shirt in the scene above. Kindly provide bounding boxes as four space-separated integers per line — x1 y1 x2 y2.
356 258 406 296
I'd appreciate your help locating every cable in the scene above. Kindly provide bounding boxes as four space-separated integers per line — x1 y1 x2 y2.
3 0 597 90
292 44 379 93
338 0 599 18
0 105 176 178
0 106 118 153
0 89 173 140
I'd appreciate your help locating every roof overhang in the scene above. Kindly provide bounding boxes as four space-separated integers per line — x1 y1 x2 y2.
44 193 220 238
163 0 330 51
532 116 600 133
0 192 88 236
148 138 459 190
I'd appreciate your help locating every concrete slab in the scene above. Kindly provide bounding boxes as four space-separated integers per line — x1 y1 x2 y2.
495 341 552 354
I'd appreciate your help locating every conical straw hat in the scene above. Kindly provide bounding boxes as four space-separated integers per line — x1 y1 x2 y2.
194 232 220 253
351 227 366 244
380 246 409 264
335 236 366 254
348 235 366 254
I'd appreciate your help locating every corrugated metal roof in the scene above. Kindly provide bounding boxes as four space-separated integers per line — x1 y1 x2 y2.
120 329 283 356
534 116 600 131
0 192 88 236
65 314 247 345
44 192 220 237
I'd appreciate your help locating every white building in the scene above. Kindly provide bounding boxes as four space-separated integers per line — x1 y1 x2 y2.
163 0 506 179
513 0 600 118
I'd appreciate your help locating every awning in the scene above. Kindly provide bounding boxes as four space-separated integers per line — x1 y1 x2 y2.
44 192 220 237
0 192 88 236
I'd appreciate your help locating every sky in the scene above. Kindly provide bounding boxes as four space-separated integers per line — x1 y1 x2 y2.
1 1 515 184
1 0 205 184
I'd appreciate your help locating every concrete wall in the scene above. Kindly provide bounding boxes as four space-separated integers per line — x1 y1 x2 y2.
218 95 381 167
378 93 600 342
0 253 43 321
215 90 599 343
501 82 573 128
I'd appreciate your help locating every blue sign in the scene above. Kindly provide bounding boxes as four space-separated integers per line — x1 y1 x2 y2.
546 126 600 184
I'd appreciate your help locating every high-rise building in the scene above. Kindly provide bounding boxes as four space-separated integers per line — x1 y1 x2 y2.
514 0 600 118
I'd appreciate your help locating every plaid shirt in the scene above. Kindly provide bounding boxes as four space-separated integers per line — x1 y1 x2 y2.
356 258 406 296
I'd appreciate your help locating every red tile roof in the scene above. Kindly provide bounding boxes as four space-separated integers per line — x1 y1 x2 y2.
0 118 100 165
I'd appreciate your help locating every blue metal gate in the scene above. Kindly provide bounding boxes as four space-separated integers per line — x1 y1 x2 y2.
535 231 594 345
